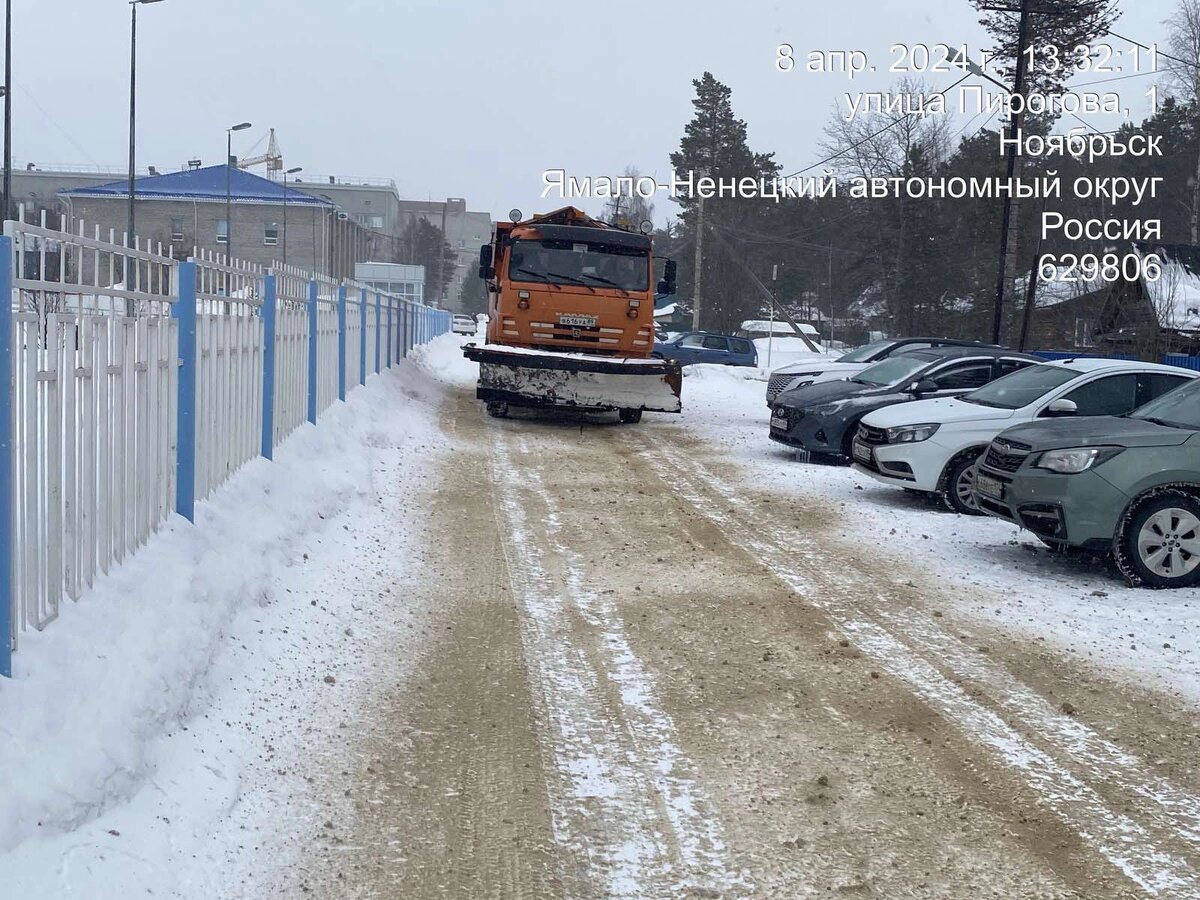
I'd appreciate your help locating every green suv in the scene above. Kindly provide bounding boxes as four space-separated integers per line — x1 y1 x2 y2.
974 376 1200 588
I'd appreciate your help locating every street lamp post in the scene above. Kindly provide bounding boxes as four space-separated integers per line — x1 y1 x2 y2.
282 166 301 268
127 0 165 317
2 0 11 223
224 121 251 266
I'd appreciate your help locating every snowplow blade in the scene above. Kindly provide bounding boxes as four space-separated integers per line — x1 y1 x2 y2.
463 344 682 413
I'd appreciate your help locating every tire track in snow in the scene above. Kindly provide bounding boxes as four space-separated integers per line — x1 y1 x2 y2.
489 432 746 898
631 434 1199 898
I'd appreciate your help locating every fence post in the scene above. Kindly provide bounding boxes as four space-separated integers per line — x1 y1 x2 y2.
374 292 381 374
307 279 318 425
260 273 277 460
337 283 347 401
359 286 367 386
173 260 198 523
0 235 12 678
386 299 394 368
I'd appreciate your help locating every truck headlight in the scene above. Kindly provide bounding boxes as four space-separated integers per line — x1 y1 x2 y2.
886 423 939 443
1032 446 1123 474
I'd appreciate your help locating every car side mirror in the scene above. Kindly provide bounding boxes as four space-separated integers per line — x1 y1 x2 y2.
1042 398 1078 417
657 259 677 296
478 245 494 280
911 379 938 395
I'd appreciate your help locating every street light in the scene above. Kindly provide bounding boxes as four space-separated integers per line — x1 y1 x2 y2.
282 166 301 267
2 0 11 224
225 121 251 265
127 0 165 316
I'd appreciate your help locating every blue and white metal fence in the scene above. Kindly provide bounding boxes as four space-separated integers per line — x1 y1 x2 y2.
0 214 451 676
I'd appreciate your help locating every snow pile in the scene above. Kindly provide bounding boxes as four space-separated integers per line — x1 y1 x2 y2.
411 330 478 388
0 353 457 897
753 336 836 373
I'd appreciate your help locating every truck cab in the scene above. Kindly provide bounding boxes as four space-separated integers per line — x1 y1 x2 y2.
479 207 673 358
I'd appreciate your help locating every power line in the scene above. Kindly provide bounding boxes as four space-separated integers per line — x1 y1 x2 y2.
781 74 970 180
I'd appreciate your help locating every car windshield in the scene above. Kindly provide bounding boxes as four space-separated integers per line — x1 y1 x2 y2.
837 340 895 364
1129 376 1200 429
508 238 649 292
958 363 1080 409
852 354 932 387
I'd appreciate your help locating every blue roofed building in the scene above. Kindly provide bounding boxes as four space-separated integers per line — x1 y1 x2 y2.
59 164 374 278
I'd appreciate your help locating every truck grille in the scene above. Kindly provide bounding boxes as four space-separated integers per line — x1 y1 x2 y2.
857 424 888 446
983 438 1032 474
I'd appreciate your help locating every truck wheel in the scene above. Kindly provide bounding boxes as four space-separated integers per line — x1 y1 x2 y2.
486 401 510 419
1115 491 1200 589
618 408 643 424
940 450 985 516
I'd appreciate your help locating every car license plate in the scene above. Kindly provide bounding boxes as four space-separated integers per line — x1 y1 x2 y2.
770 415 788 431
852 441 872 464
558 314 597 327
975 473 1005 500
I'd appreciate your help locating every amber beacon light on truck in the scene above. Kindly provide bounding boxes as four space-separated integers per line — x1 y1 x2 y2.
462 206 682 423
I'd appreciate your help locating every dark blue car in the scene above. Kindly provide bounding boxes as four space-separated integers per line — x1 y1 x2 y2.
653 332 758 368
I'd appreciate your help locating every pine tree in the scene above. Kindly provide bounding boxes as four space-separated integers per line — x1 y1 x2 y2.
670 73 778 332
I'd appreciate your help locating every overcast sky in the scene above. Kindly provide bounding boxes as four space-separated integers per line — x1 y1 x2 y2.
11 0 1183 225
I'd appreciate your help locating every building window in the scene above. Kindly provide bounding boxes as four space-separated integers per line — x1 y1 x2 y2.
170 219 185 243
264 222 279 246
216 220 228 244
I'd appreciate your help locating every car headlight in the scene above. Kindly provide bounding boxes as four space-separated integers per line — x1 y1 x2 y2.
886 423 940 443
786 377 814 392
1032 446 1123 474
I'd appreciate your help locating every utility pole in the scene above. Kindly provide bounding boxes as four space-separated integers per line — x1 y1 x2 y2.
2 0 10 224
768 263 778 369
691 189 706 332
991 0 1032 345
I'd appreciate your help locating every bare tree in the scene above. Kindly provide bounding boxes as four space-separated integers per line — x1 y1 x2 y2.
1165 0 1200 242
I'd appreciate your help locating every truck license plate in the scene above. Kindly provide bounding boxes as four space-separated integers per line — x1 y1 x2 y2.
852 441 872 464
558 314 597 327
770 415 788 431
975 473 1004 500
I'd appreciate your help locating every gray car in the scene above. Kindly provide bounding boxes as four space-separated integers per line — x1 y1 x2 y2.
974 376 1200 588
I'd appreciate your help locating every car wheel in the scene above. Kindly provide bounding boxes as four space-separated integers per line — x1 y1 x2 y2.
940 450 985 516
486 401 510 419
618 408 643 424
1115 491 1200 589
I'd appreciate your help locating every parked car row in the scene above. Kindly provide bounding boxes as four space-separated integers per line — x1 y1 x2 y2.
767 345 1200 587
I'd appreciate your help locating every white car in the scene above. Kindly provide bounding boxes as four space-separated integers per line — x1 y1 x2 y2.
452 314 477 336
852 358 1199 514
764 338 999 407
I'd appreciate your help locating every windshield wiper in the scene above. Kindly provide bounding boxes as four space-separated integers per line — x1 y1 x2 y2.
958 396 1003 407
546 270 595 292
578 273 631 295
512 267 561 290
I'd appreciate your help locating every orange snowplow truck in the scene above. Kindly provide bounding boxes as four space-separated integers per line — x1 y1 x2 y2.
463 206 682 423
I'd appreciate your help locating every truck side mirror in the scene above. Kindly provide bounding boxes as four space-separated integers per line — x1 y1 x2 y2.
657 259 677 296
478 245 494 280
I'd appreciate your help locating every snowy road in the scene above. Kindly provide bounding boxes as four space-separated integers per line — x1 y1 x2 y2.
292 370 1200 899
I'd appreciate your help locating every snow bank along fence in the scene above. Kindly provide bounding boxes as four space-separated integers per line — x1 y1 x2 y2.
0 213 452 677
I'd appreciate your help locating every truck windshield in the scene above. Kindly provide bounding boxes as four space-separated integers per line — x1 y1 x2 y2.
1130 376 1200 429
508 239 649 292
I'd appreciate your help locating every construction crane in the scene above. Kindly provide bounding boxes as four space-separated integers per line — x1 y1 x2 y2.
236 128 283 177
